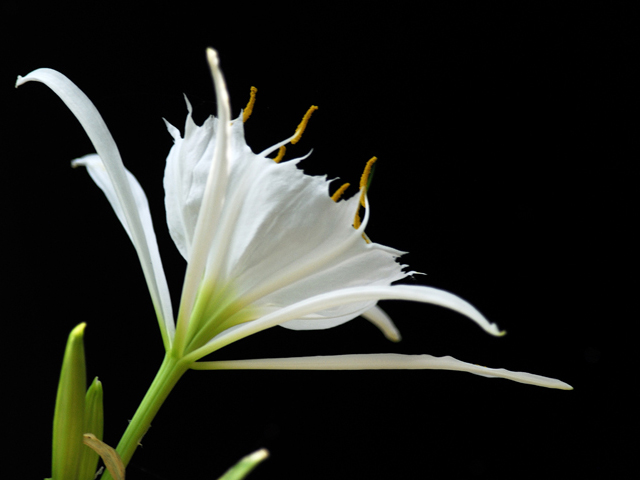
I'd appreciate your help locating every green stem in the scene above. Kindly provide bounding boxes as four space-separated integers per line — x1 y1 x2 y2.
101 353 189 480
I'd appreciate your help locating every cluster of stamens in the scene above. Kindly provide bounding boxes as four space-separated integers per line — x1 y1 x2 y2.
242 87 375 242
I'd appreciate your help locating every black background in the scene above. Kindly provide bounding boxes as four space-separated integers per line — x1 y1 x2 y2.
3 2 634 479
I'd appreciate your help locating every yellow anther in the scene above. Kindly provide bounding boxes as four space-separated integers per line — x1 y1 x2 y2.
353 157 377 244
354 209 362 229
353 209 371 243
273 145 286 163
331 182 351 202
242 86 257 123
359 156 377 207
291 105 318 144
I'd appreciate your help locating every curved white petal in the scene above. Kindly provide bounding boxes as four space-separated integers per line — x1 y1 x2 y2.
191 354 572 390
71 154 145 244
173 49 233 353
16 69 175 348
188 284 501 361
360 306 402 342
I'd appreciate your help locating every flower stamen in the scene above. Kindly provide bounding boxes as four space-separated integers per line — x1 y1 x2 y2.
331 182 351 202
354 157 377 243
242 86 257 123
291 105 318 144
273 145 286 164
359 156 377 207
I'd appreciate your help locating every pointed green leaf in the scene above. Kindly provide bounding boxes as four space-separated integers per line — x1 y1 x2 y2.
52 323 87 480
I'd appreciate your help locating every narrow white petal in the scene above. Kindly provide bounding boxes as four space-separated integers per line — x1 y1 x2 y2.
191 354 572 390
189 284 501 361
360 305 401 342
16 69 175 348
71 155 175 344
71 155 143 244
174 49 232 352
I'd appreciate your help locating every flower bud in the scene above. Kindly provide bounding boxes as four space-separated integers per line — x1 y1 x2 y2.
52 323 87 480
78 377 103 480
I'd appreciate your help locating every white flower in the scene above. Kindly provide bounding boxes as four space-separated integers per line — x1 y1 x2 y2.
16 49 571 390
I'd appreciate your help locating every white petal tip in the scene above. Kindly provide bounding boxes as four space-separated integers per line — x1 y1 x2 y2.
545 380 574 390
15 75 25 88
381 331 402 343
206 48 219 67
70 154 98 169
487 324 506 337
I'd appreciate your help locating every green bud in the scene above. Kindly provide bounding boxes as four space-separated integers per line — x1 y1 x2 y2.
52 323 87 480
78 377 103 480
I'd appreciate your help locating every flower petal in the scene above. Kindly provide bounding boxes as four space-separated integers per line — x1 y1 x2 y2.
163 97 211 261
191 354 572 390
173 49 233 353
16 69 175 348
360 305 402 342
187 284 501 361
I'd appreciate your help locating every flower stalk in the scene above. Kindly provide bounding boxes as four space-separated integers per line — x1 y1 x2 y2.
107 354 189 478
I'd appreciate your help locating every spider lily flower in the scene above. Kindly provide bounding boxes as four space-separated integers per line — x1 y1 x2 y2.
16 50 570 389
18 48 570 469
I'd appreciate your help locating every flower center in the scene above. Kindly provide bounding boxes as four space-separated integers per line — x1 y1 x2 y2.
184 279 261 355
